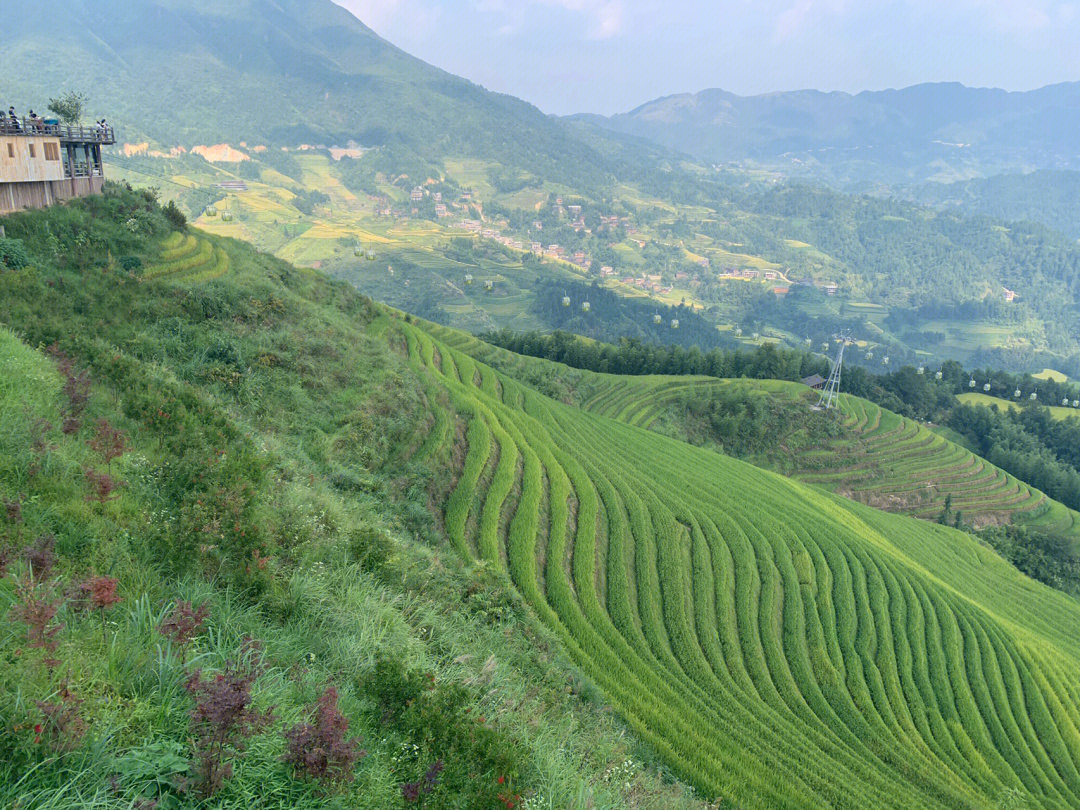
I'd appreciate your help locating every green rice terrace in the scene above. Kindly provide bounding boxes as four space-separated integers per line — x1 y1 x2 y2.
5 189 1080 809
556 369 1080 542
399 319 1080 809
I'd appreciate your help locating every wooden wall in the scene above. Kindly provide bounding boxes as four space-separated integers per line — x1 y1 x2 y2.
0 177 104 215
0 136 66 183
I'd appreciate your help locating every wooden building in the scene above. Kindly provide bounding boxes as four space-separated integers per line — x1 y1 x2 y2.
0 118 115 214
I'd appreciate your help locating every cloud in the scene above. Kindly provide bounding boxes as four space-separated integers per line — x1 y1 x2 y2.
553 0 624 38
335 0 623 40
768 0 1074 43
333 0 441 36
771 0 851 42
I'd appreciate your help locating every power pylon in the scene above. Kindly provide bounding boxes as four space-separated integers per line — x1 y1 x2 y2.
817 332 852 410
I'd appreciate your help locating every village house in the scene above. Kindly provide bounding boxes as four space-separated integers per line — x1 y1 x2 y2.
435 203 448 217
411 186 424 202
531 241 543 254
1003 286 1017 303
764 271 778 280
600 265 614 276
433 191 442 202
567 204 582 216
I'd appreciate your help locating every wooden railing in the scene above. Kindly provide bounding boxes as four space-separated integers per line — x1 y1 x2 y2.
63 163 104 179
0 118 115 145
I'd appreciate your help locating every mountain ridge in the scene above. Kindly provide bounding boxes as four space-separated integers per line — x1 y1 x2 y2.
577 80 1080 187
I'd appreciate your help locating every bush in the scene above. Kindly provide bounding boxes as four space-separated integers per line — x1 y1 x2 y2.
162 200 188 230
0 238 30 270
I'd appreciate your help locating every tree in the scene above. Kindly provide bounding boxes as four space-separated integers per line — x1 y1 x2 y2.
47 91 88 125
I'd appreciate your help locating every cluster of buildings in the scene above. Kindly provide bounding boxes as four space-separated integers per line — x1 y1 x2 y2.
620 273 674 295
720 266 782 281
458 219 525 252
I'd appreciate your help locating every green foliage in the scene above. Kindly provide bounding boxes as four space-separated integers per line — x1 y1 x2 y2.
46 91 88 125
0 238 30 270
162 200 188 230
981 524 1080 595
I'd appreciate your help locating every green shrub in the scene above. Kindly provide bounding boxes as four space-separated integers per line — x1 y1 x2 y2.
0 237 29 270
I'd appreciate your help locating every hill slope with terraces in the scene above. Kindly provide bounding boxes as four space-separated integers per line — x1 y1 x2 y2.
418 325 1080 543
395 319 1080 809
7 190 1080 809
577 372 1080 541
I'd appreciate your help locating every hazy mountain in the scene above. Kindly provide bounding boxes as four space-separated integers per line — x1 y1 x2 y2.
911 170 1080 240
0 0 624 184
577 83 1080 188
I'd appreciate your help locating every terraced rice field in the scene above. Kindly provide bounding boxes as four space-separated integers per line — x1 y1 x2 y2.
804 396 1080 537
144 231 230 283
399 318 1080 809
573 372 1080 541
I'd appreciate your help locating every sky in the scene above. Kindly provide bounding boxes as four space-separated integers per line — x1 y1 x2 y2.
331 0 1080 116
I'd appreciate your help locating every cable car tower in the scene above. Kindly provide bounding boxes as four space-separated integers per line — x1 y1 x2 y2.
816 331 852 411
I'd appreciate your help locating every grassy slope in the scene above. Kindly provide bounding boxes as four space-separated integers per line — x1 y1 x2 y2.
0 192 702 810
399 323 1080 809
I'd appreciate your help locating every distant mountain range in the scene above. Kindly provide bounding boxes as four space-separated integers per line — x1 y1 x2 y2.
575 83 1080 188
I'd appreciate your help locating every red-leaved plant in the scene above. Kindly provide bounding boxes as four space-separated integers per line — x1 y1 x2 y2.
83 467 122 505
87 419 127 470
35 683 87 752
159 600 210 666
284 685 365 786
183 639 274 796
25 533 57 581
401 759 444 806
10 574 64 671
78 575 121 641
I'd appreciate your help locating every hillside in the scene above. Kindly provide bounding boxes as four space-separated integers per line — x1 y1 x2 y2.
581 373 1080 538
10 0 1080 370
0 0 628 187
579 82 1080 188
8 189 1080 808
428 325 1080 546
0 188 704 810
912 170 1080 240
399 319 1080 809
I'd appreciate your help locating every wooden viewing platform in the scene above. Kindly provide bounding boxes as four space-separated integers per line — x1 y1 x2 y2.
0 119 115 145
1 117 117 214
